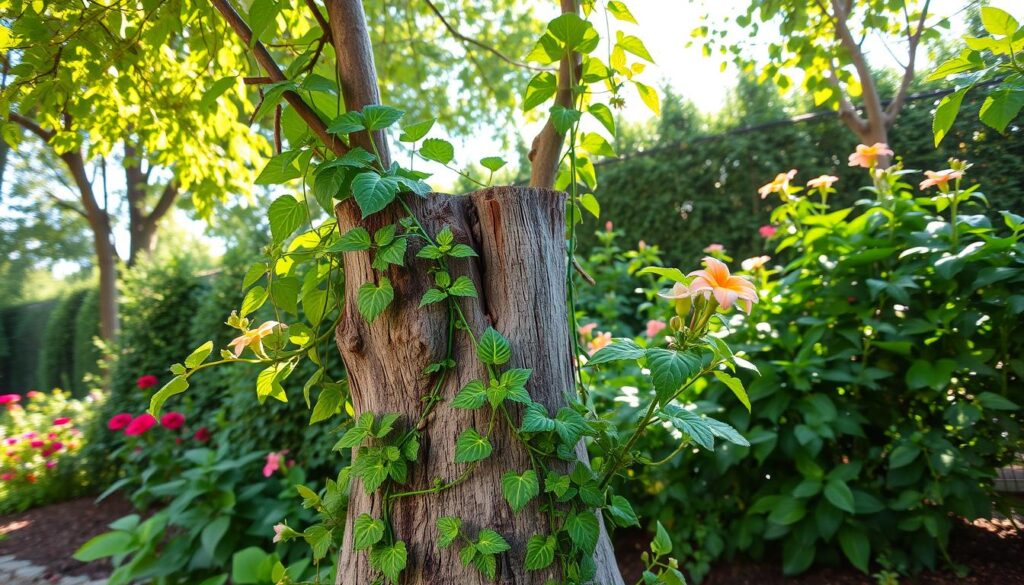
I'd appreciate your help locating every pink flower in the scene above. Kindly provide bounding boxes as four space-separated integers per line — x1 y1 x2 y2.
578 323 597 337
124 414 157 436
53 417 71 426
807 175 838 190
759 225 778 238
848 143 893 168
194 427 211 443
108 413 133 431
0 394 21 404
703 243 724 253
160 412 186 430
645 320 667 338
273 523 286 543
605 221 613 232
46 460 57 469
689 257 759 314
5 438 17 446
741 255 771 272
30 440 44 448
919 169 963 191
136 375 159 390
758 169 798 198
22 432 36 439
263 451 285 477
26 391 43 399
0 473 14 481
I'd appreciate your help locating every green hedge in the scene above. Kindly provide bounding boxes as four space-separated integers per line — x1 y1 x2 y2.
37 288 89 395
583 90 1024 267
0 299 56 393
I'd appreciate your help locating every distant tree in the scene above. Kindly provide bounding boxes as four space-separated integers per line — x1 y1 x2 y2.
694 0 943 165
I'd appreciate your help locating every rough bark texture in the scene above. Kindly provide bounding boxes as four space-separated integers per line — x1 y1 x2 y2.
334 186 623 584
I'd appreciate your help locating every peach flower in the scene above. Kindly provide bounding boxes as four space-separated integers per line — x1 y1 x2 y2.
689 257 758 314
848 143 893 168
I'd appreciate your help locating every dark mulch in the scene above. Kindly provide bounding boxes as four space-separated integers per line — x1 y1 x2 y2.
0 495 133 579
616 517 1024 585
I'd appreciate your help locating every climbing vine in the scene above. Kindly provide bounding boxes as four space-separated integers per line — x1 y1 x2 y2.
147 2 757 584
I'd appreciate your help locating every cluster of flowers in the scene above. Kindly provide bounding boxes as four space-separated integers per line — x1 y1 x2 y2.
108 410 210 443
0 392 82 483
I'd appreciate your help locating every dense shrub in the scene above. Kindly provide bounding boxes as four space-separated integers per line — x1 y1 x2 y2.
37 287 89 394
588 151 1023 580
0 389 100 513
72 288 103 394
0 299 55 392
584 89 1024 267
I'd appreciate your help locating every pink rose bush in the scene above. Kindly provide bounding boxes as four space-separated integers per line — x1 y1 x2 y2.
0 389 93 513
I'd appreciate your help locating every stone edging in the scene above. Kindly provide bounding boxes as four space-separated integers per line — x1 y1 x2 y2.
0 555 107 585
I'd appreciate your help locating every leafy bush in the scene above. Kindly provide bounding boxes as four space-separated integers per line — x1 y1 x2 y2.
584 86 1024 268
593 149 1023 580
37 287 89 394
0 389 100 513
75 443 335 585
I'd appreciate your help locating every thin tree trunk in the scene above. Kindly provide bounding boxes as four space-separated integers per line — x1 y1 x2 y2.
334 187 623 584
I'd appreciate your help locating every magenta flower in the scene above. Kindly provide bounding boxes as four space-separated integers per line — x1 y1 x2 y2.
136 375 159 390
124 414 157 436
108 413 133 431
53 417 71 426
160 412 186 430
0 394 21 404
759 225 777 238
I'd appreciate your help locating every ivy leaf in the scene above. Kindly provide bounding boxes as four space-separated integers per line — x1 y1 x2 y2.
979 88 1024 133
501 368 532 403
303 524 333 560
565 510 599 554
351 172 399 218
255 150 303 185
588 103 616 136
553 407 592 445
607 495 640 527
372 238 408 271
659 404 715 450
474 529 510 554
356 278 394 323
473 553 497 579
634 81 660 114
838 526 870 573
328 227 371 253
547 13 599 54
399 118 435 142
550 104 582 134
454 428 492 463
933 87 967 146
501 470 540 513
607 1 637 23
521 403 556 433
369 541 407 583
587 338 645 365
651 521 673 555
309 386 342 424
362 105 404 131
419 288 448 307
312 165 348 212
616 31 654 63
451 380 487 410
327 111 365 134
448 244 477 258
523 71 557 111
479 156 506 172
436 516 461 548
713 370 751 412
524 534 556 570
447 276 477 298
353 514 385 550
476 327 511 365
267 195 308 244
419 138 454 164
645 349 689 402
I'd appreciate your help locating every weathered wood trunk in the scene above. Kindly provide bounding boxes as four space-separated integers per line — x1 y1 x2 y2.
334 186 623 584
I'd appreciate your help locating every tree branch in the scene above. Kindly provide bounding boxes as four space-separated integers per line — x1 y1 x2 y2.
423 0 550 73
45 192 88 219
146 179 179 225
8 113 56 142
529 0 579 189
829 0 886 140
303 0 332 42
885 0 931 125
325 0 390 164
209 0 348 156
